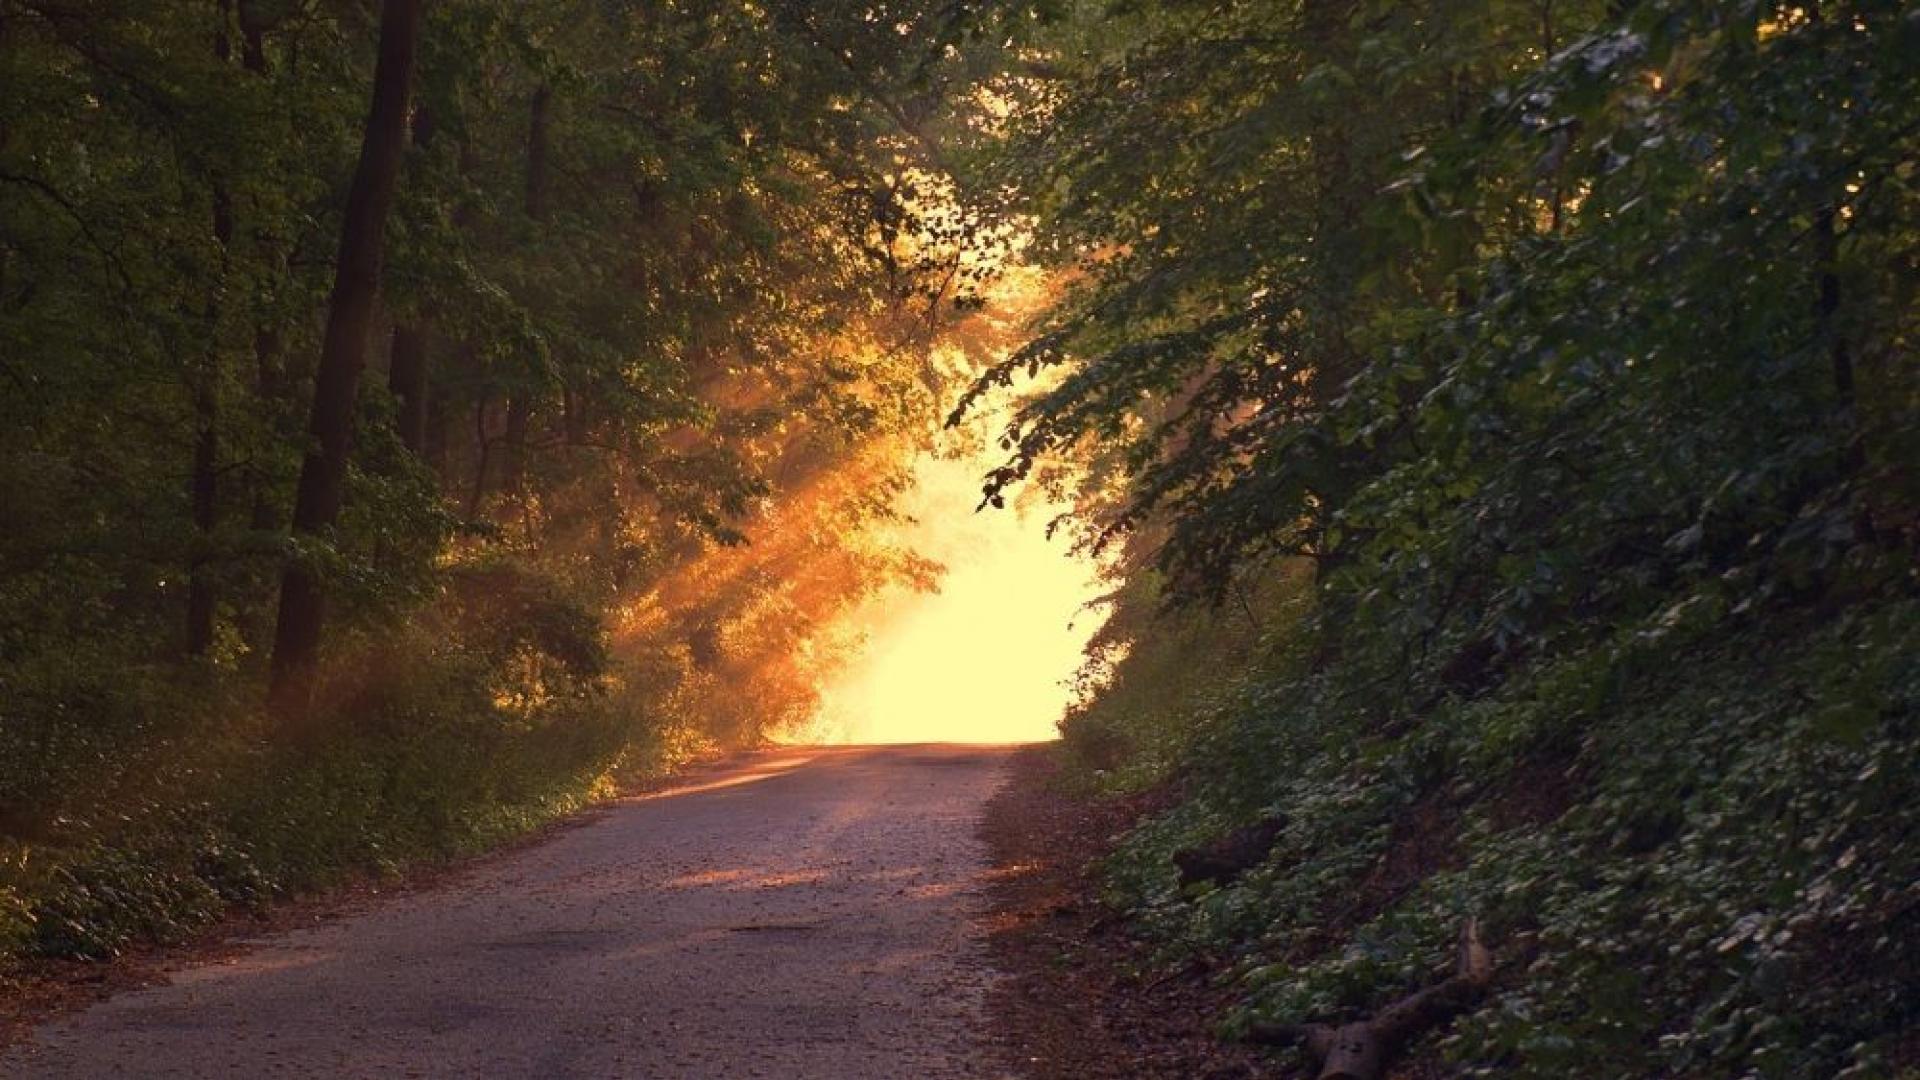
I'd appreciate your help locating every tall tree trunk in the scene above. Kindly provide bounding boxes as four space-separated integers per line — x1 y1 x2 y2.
466 394 493 519
498 85 553 507
267 0 422 718
249 327 284 531
526 84 552 222
500 394 531 496
386 105 435 454
388 322 429 452
187 378 220 655
234 0 283 538
563 385 588 444
238 0 269 72
1814 201 1869 512
429 140 479 493
1814 206 1856 413
423 377 449 475
188 8 237 657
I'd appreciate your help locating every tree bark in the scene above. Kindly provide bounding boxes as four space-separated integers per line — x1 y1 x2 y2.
237 0 270 72
465 393 493 519
500 393 531 496
1248 920 1495 1080
267 0 422 718
249 327 284 531
497 84 553 507
563 384 588 445
386 105 435 454
1814 206 1858 424
427 139 480 490
188 8 238 657
525 84 552 223
423 376 449 474
232 0 282 539
388 322 429 452
186 378 220 655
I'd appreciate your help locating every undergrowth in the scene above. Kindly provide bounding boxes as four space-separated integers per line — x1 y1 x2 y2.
0 566 711 965
1062 582 1918 1078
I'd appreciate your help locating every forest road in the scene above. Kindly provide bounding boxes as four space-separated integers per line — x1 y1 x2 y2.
1 744 1021 1079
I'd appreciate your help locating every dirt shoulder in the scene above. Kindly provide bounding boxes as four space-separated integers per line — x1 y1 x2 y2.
981 745 1269 1080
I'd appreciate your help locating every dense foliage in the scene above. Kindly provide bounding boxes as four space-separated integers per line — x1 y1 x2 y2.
974 0 1920 1076
3 0 1914 1072
0 0 1028 961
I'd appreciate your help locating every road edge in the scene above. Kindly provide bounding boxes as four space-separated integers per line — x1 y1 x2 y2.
978 745 1270 1079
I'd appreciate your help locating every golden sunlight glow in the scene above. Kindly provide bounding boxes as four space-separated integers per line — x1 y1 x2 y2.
801 446 1106 746
636 753 820 800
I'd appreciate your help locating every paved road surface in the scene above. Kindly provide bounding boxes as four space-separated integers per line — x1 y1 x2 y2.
2 745 1017 1079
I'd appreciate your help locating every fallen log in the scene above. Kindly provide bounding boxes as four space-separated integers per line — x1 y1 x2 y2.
1247 919 1494 1080
1172 813 1288 887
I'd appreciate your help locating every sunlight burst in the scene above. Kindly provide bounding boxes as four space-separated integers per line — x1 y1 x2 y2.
803 450 1105 745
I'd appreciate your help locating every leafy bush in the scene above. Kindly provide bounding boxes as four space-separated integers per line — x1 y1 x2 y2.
984 4 1918 1073
1076 587 1917 1078
0 560 689 963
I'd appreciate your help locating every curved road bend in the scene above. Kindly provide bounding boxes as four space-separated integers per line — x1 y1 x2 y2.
1 744 1018 1079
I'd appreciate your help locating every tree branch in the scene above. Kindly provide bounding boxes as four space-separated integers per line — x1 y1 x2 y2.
1247 919 1495 1080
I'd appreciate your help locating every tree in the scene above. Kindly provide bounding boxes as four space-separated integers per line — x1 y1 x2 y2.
268 0 422 717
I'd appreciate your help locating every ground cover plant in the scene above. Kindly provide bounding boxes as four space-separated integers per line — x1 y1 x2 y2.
970 0 1920 1075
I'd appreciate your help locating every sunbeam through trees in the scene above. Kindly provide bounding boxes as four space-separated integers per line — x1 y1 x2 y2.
1 1 1915 1076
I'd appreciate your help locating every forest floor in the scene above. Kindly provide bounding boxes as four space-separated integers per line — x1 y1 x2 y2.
982 746 1271 1080
1 746 1015 1078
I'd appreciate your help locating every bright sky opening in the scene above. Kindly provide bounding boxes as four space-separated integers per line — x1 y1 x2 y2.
805 448 1106 745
